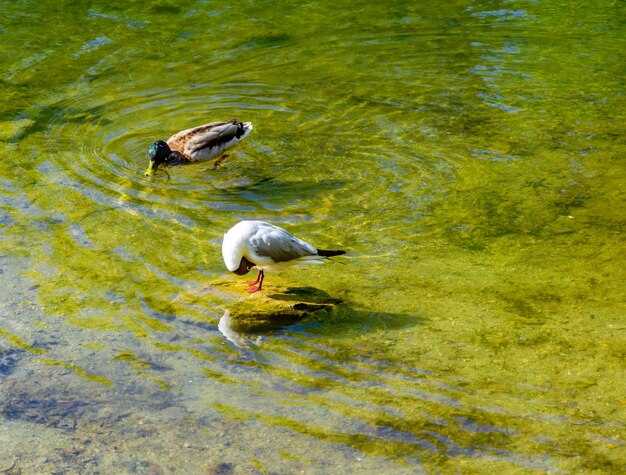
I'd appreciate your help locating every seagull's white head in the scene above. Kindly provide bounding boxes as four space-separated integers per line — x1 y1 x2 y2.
222 222 258 275
222 233 239 272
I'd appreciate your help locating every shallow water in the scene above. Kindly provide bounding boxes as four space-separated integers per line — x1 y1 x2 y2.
1 0 625 472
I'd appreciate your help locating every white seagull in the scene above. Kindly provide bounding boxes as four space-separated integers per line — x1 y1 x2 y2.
222 220 346 293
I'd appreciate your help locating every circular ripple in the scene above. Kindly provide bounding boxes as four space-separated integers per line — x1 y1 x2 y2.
42 81 295 218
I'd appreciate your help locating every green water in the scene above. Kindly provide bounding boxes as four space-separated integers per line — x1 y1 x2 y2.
1 0 625 472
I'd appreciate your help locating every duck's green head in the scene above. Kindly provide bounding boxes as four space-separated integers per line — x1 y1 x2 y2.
145 141 171 176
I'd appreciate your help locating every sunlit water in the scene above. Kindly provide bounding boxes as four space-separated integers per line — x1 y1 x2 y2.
1 0 624 472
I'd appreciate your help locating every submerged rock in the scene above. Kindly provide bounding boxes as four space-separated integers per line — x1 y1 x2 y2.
171 276 342 345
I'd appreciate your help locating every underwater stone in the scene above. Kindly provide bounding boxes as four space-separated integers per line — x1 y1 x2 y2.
170 276 341 334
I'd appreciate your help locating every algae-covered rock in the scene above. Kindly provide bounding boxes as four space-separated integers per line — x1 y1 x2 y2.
171 276 342 341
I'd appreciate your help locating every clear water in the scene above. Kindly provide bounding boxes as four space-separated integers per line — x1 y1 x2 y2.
1 0 625 472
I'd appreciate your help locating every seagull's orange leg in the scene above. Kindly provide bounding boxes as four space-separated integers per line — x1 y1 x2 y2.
247 270 264 293
246 269 262 287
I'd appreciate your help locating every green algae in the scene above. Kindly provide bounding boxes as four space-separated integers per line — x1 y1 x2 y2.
211 402 418 466
36 358 113 386
0 0 625 472
0 328 47 355
200 368 240 386
277 450 312 464
111 350 162 381
82 342 106 350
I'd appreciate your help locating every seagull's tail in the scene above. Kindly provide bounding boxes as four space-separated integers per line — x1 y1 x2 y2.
317 249 346 257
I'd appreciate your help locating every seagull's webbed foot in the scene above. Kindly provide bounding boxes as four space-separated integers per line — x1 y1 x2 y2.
245 270 262 287
244 270 264 293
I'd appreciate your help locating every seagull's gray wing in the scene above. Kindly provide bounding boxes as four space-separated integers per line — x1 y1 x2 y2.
249 223 317 263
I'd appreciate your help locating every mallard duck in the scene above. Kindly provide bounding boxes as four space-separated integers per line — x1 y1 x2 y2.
145 118 253 176
222 220 346 293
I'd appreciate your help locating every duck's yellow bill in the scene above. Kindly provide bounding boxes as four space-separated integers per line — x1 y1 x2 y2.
144 164 155 176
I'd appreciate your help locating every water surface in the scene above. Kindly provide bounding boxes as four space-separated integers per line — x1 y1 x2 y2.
1 0 625 472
